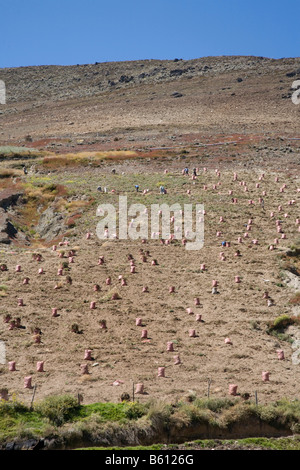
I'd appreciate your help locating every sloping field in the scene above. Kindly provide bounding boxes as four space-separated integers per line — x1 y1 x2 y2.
0 56 299 409
0 154 299 407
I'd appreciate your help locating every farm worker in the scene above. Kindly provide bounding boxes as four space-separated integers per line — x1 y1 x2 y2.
23 165 28 175
184 167 189 175
97 186 102 192
160 185 165 194
193 168 197 176
135 185 139 192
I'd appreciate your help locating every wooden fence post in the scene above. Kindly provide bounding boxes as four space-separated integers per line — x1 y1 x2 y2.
207 379 211 398
30 385 37 410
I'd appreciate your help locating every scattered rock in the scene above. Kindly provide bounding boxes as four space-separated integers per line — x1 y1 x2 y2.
119 75 134 83
283 270 300 291
171 92 183 98
35 205 67 240
0 189 24 210
169 69 185 77
0 209 17 243
0 190 29 244
286 68 300 77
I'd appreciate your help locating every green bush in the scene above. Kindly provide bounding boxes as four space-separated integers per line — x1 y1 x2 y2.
273 315 293 330
123 402 147 420
34 395 80 426
0 395 29 416
266 315 295 341
272 399 300 428
194 397 236 414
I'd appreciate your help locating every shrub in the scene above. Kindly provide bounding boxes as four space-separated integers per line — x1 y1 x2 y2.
266 315 298 339
194 397 236 414
0 285 8 297
34 395 80 426
145 400 172 430
256 400 300 430
123 402 146 421
174 403 215 426
273 315 293 329
220 403 260 429
0 394 29 416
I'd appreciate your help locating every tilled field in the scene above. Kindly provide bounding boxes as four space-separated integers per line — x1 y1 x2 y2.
0 158 299 407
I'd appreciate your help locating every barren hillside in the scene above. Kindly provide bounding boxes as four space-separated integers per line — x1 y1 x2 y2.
0 56 300 148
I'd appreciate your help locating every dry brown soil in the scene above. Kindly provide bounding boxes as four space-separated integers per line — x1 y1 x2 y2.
0 56 299 408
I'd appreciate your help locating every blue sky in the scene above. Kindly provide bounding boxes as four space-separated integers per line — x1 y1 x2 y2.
1 0 299 68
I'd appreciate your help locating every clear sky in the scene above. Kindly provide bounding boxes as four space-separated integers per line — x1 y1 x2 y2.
1 0 299 68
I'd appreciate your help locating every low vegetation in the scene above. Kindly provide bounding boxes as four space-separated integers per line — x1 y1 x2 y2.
42 150 139 169
0 146 46 160
1 394 300 449
266 315 300 342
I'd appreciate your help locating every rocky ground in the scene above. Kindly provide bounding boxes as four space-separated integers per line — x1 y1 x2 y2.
0 55 300 146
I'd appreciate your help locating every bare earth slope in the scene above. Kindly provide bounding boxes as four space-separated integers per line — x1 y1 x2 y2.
1 56 300 146
0 56 299 409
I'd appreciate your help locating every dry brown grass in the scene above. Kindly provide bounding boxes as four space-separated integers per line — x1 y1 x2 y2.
290 293 300 305
0 169 23 179
42 151 138 168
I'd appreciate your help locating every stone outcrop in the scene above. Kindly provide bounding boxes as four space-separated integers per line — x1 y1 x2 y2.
0 189 23 210
0 189 28 244
0 208 17 243
35 205 67 240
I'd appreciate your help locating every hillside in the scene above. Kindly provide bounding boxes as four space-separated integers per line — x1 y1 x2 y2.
0 56 299 412
0 56 300 149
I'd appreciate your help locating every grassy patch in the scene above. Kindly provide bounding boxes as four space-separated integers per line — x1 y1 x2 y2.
0 397 51 441
0 285 8 297
42 151 138 169
76 444 165 450
0 168 23 178
231 436 300 450
266 315 300 341
0 146 47 159
184 436 300 450
74 402 135 423
1 395 300 448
